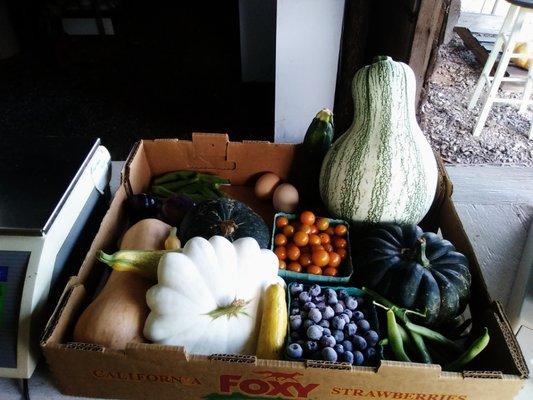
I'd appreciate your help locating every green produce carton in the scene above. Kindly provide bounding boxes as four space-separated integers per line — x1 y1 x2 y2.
271 212 354 284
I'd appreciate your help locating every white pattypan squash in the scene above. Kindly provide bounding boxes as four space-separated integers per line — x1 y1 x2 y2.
143 235 282 356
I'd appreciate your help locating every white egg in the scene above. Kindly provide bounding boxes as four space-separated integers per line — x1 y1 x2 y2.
273 183 299 213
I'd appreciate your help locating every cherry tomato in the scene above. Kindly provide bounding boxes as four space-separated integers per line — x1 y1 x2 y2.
300 245 311 254
323 243 334 253
312 249 330 267
288 262 302 272
299 253 312 267
287 244 301 261
300 211 316 226
276 216 289 229
300 224 311 235
279 260 286 270
328 252 341 268
323 267 338 276
308 234 321 246
293 231 309 247
337 248 347 260
316 218 330 231
274 233 287 246
307 265 323 275
334 224 348 236
319 233 331 244
333 237 347 249
274 246 287 260
325 227 335 236
282 225 295 237
310 224 319 234
311 244 325 252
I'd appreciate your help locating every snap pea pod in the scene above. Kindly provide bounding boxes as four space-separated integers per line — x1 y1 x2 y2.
387 309 411 362
446 327 490 371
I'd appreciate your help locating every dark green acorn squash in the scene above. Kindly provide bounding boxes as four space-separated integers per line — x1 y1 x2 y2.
180 198 270 248
356 224 471 326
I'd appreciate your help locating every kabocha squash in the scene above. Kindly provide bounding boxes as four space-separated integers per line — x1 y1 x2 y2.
143 236 281 355
319 56 438 224
73 219 171 349
356 224 471 326
180 198 270 248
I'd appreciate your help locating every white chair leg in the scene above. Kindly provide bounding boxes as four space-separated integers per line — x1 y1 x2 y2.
519 68 533 113
473 7 526 137
468 6 519 110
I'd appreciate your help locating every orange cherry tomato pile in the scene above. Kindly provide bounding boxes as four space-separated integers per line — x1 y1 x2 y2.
274 211 348 276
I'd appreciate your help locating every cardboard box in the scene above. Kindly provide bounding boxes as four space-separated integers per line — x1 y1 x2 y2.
41 133 528 400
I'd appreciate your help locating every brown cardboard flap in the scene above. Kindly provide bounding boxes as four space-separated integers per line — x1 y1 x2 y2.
125 342 189 363
209 354 257 365
377 361 442 380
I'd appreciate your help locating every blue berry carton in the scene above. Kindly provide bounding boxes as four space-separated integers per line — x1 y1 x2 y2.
285 282 383 366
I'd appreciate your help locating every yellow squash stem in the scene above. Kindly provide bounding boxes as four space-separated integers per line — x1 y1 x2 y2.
165 227 182 250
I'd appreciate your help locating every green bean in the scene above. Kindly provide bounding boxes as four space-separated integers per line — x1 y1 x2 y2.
404 320 462 352
150 185 176 198
387 309 411 362
157 176 199 191
153 170 197 185
409 330 432 364
446 327 490 371
379 338 389 346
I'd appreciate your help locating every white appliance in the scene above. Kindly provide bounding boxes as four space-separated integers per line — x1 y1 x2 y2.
0 137 111 379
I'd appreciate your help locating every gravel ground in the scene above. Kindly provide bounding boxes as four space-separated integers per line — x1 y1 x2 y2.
419 34 533 166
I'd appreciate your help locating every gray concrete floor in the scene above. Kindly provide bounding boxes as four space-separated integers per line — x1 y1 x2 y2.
1 163 531 399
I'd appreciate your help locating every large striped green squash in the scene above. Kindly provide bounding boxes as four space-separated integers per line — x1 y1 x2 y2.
319 56 437 224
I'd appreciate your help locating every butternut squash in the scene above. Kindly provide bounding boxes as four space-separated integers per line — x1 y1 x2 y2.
73 218 171 349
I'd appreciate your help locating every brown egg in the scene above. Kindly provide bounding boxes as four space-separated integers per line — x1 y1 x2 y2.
273 183 299 213
254 172 281 201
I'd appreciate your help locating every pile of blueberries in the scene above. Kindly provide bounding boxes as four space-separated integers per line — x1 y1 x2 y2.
285 283 380 365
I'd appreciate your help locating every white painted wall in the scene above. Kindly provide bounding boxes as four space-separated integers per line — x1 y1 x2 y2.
275 0 345 143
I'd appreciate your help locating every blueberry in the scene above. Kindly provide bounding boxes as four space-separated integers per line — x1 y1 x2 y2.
325 289 338 305
289 315 302 330
332 329 344 342
323 306 335 320
334 344 345 355
303 319 315 330
299 291 311 303
309 284 321 297
290 283 304 296
332 315 346 330
352 311 364 320
307 325 324 340
343 350 354 364
290 307 300 316
340 313 350 324
343 309 353 319
290 331 301 340
315 301 326 311
308 308 322 323
344 322 357 337
322 328 331 336
318 319 330 328
338 300 346 309
304 340 318 354
365 347 377 361
303 301 316 311
353 350 365 366
356 319 371 332
345 296 358 310
333 303 344 315
338 289 349 300
322 347 338 362
342 340 353 352
352 335 368 350
286 343 303 359
364 330 379 347
319 334 336 348
314 295 325 303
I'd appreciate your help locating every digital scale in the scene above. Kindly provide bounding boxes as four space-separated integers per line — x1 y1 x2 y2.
0 137 111 379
